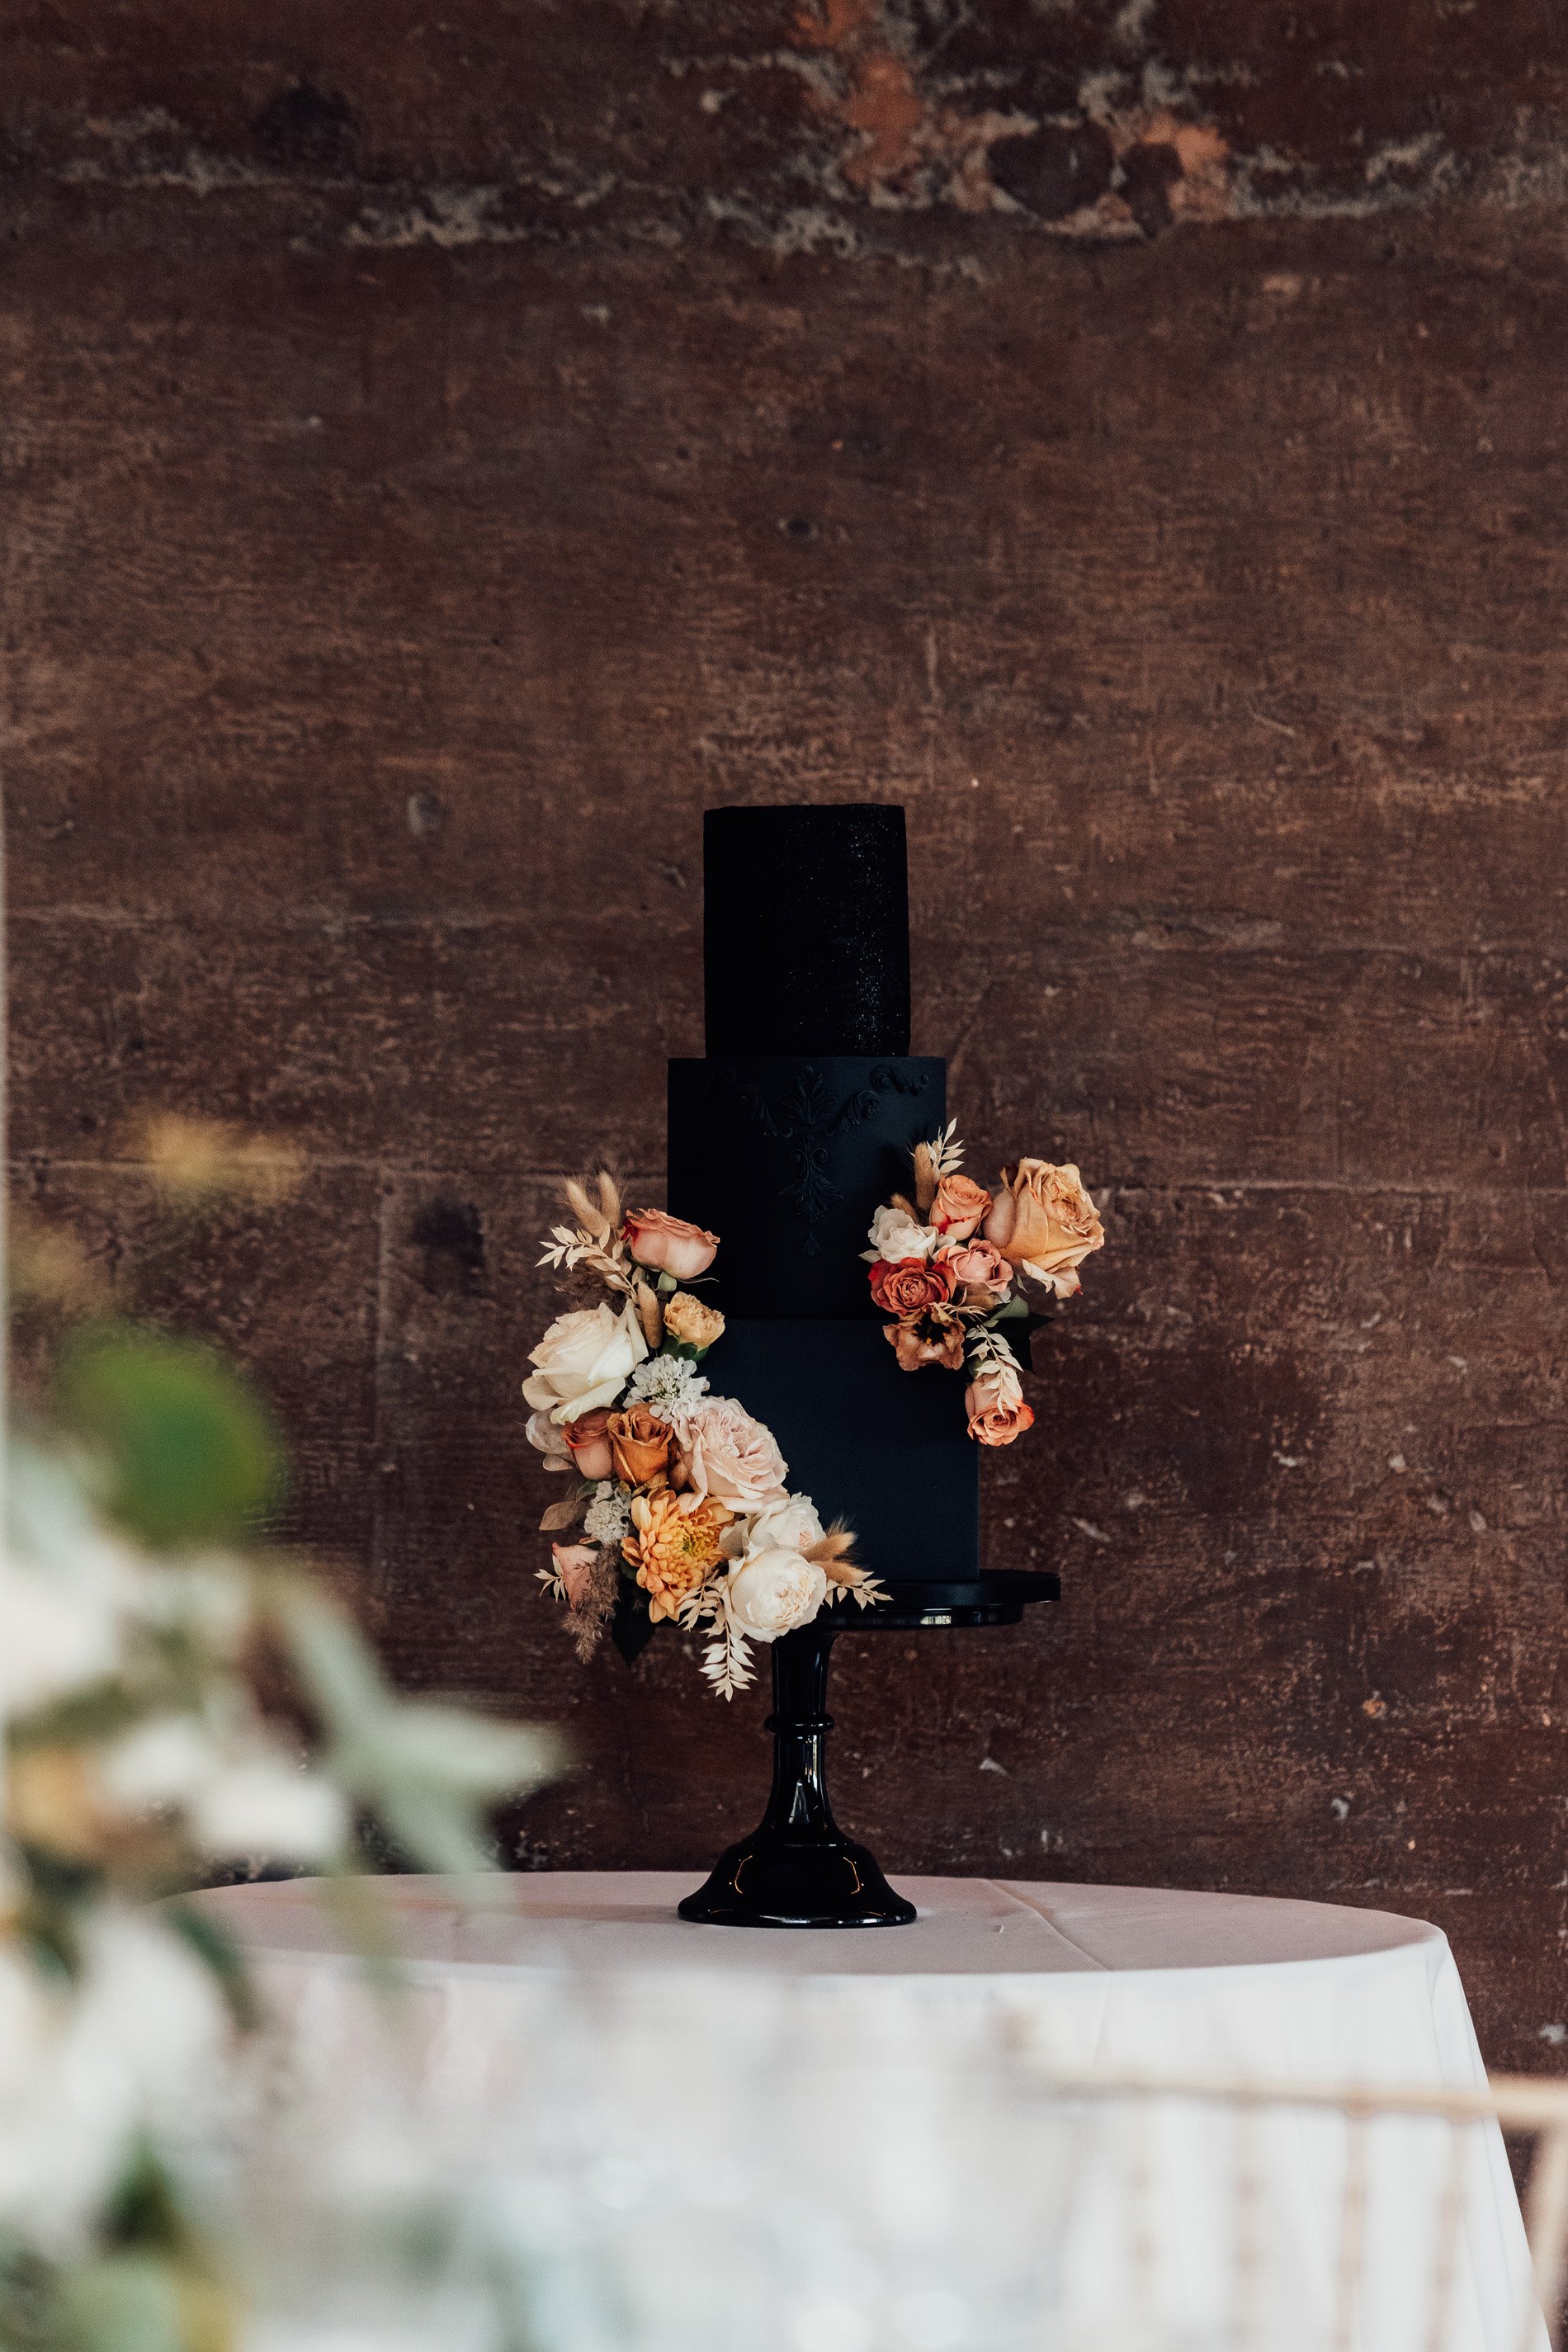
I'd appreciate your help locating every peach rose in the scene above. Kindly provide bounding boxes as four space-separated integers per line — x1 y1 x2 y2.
663 1292 725 1351
942 1238 1013 1308
562 1407 615 1481
675 1396 788 1509
621 1207 720 1281
551 1542 598 1608
868 1254 956 1315
606 1405 676 1487
964 1360 1036 1448
886 1306 966 1373
983 1159 1105 1297
930 1173 993 1241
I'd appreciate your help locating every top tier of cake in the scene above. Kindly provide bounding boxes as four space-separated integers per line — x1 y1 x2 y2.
701 803 911 1056
668 804 941 1320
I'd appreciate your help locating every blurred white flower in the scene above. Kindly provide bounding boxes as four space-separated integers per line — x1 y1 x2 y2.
191 1758 350 1864
0 1910 231 2255
100 1713 219 1811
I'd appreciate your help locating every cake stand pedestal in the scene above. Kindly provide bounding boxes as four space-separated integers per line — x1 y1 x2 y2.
677 1575 1059 1930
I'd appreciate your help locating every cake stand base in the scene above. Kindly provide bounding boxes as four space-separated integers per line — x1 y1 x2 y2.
678 1575 1058 1930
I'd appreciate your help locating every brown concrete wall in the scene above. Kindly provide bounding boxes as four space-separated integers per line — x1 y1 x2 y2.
7 3 1568 2065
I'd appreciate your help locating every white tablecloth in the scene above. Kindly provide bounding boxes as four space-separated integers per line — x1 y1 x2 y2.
193 1873 1542 2352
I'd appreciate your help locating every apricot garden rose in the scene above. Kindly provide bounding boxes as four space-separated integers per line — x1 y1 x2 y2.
929 1173 992 1240
964 1359 1036 1447
983 1159 1105 1298
621 1207 720 1281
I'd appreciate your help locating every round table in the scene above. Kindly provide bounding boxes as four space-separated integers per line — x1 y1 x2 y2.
192 1872 1541 2352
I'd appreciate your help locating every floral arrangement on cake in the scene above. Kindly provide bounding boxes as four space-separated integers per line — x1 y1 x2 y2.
864 1126 1106 1447
527 1172 886 1698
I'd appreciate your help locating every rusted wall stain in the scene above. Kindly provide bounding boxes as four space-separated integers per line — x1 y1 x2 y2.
3 2 1566 256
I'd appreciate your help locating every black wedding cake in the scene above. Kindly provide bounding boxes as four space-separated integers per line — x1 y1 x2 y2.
672 803 1055 1928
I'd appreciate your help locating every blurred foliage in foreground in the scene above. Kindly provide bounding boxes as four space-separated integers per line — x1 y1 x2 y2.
1 1122 560 2351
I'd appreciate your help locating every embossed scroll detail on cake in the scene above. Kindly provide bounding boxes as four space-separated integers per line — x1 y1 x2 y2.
716 1062 929 1255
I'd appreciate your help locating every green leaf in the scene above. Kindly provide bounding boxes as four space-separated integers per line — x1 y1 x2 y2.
56 1325 287 1548
993 1295 1030 1319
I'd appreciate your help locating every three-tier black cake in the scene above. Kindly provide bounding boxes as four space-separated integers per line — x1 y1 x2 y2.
672 804 1056 1929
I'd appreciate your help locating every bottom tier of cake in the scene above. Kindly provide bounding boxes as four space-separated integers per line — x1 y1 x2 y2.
699 1318 980 1584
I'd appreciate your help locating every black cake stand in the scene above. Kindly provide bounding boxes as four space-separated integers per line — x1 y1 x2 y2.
678 1573 1059 1929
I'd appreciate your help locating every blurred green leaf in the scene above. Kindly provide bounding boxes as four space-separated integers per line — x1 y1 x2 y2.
267 1582 561 1877
56 1326 286 1549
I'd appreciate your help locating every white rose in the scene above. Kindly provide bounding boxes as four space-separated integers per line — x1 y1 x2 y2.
522 1300 647 1424
867 1203 937 1263
725 1547 829 1644
745 1494 825 1556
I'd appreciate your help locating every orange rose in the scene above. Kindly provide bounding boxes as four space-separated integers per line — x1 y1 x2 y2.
606 1405 676 1487
942 1238 1013 1308
621 1207 720 1280
562 1407 615 1481
982 1159 1104 1297
885 1306 966 1372
869 1255 956 1315
930 1173 993 1241
964 1360 1036 1447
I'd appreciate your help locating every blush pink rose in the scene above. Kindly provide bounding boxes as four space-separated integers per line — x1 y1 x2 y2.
675 1396 788 1509
942 1238 1013 1306
621 1207 720 1280
551 1542 598 1608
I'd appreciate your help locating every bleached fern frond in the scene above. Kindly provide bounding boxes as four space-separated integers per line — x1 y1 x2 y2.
922 1119 965 1180
537 1221 633 1293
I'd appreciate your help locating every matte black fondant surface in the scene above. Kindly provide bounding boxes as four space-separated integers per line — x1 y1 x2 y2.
668 1056 943 1319
703 804 910 1056
699 1319 980 1582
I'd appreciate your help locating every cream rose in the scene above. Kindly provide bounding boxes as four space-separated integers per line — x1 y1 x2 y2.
725 1548 829 1643
522 1300 647 1424
745 1493 825 1556
983 1159 1105 1298
866 1202 938 1263
621 1207 720 1280
676 1396 788 1509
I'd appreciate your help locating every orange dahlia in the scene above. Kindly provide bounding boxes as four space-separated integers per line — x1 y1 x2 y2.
622 1490 732 1622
